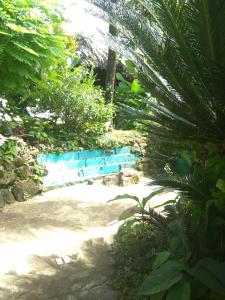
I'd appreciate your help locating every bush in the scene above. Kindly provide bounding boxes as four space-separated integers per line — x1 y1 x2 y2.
111 221 163 300
36 64 113 136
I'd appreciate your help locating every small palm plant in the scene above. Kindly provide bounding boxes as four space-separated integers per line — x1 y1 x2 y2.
88 0 225 146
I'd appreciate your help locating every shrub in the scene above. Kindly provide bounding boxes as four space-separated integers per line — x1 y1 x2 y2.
111 221 162 300
36 64 113 137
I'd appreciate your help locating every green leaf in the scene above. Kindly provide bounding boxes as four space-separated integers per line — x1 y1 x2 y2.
151 291 165 300
139 265 182 295
142 187 165 209
162 260 187 271
118 205 142 220
116 72 131 86
189 258 225 296
131 79 144 94
153 200 176 209
12 41 40 56
216 179 225 192
166 281 191 300
108 194 140 204
153 251 171 270
190 278 208 299
125 59 136 73
116 72 126 82
0 30 11 35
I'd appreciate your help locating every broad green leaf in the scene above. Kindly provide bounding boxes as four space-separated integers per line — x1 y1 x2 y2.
116 72 131 86
139 265 182 295
125 59 136 73
151 291 165 300
153 200 176 209
117 81 130 92
118 205 142 220
216 179 225 192
153 251 171 269
166 281 190 300
108 194 140 204
131 79 144 94
142 187 165 209
189 258 225 296
190 278 208 299
162 260 187 271
116 72 126 82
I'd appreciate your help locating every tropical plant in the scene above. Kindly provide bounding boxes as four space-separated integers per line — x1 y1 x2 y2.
35 63 113 137
110 186 225 299
88 0 225 146
89 1 225 298
0 0 65 95
115 66 146 129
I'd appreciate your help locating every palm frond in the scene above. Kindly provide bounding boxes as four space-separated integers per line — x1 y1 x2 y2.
88 0 225 144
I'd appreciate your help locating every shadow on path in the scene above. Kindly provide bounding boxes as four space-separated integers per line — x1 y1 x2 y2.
0 183 142 299
1 238 116 300
0 181 157 299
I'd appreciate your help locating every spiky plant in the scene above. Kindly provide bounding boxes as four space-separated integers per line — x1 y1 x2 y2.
88 0 225 146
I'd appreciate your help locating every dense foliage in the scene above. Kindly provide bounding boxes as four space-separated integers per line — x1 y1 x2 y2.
88 0 225 299
0 0 65 95
114 60 146 130
36 64 113 136
89 0 225 145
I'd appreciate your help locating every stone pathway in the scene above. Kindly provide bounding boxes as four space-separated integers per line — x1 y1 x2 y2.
0 179 175 299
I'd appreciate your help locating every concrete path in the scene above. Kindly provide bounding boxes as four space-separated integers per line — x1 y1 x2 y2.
0 179 174 300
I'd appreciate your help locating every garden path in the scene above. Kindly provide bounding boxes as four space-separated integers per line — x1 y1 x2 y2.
0 178 174 300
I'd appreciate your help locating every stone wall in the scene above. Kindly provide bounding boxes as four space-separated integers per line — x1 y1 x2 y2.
37 147 141 187
0 136 44 208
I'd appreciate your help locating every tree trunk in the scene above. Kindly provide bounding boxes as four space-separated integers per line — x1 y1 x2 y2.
105 23 118 104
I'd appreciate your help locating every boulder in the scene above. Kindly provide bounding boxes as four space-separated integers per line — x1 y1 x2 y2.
119 168 137 177
12 184 25 202
118 169 142 186
120 174 140 186
16 165 30 179
0 189 15 207
12 179 42 201
102 175 119 186
13 157 26 167
0 171 16 188
2 162 14 171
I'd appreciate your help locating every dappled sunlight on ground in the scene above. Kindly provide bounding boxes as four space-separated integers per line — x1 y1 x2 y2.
0 179 176 299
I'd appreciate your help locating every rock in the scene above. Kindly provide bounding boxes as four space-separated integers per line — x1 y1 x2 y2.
2 162 14 171
102 175 119 186
12 184 26 202
13 157 26 167
120 173 140 186
17 165 30 179
0 171 16 188
0 191 5 208
87 179 94 185
0 189 15 205
12 179 42 201
119 168 137 177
